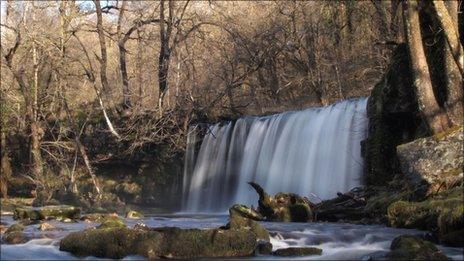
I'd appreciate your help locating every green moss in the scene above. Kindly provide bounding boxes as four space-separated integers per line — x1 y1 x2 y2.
13 205 81 220
288 203 313 222
387 187 463 246
97 216 126 229
272 247 322 256
60 223 266 259
387 235 451 260
433 125 463 142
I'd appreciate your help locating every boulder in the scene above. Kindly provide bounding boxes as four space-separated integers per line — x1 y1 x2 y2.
272 247 322 256
13 205 81 220
229 204 263 221
97 216 126 229
228 209 269 242
387 187 463 246
397 126 463 196
248 182 314 222
386 235 451 260
125 210 143 219
2 223 28 244
38 222 57 231
60 217 270 259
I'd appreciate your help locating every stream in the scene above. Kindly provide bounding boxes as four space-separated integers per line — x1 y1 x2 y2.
1 214 462 260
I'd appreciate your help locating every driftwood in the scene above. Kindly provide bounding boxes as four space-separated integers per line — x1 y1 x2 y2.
247 182 367 223
247 182 313 222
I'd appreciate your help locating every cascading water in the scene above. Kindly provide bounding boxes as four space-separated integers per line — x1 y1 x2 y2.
183 98 369 212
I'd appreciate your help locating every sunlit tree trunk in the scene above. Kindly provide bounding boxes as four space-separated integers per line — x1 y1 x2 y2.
403 0 451 134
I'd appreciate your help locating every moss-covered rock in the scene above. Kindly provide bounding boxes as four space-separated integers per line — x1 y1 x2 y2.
125 210 143 219
387 187 463 246
229 209 269 242
229 204 263 221
97 216 126 229
272 247 322 256
362 44 426 186
397 126 463 196
386 235 451 260
60 218 270 259
2 223 28 244
13 205 81 220
247 182 314 222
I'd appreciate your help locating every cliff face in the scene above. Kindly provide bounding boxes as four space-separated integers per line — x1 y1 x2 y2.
362 44 428 186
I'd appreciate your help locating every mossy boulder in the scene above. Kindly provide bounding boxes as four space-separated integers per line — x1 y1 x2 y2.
229 204 263 221
386 235 450 260
97 216 126 229
2 223 28 244
60 218 270 259
397 126 463 196
387 187 463 246
13 205 81 220
272 247 322 256
229 209 269 242
248 182 314 222
125 210 143 219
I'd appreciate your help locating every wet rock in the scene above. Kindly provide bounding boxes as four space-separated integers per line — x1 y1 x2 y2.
248 182 314 222
272 247 322 256
315 187 368 222
2 223 28 244
97 216 126 229
13 205 81 221
125 210 143 219
229 209 269 242
386 235 451 260
60 217 270 259
397 126 463 196
255 241 273 255
229 204 263 221
387 187 463 246
38 222 56 231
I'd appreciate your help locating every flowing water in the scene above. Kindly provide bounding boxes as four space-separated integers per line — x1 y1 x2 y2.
1 214 462 260
183 98 369 212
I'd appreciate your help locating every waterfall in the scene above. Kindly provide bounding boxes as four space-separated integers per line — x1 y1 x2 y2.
183 98 368 212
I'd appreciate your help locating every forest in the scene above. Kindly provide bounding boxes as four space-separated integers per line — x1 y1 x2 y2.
0 0 463 260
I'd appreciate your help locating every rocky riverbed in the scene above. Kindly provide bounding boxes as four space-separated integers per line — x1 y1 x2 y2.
1 213 462 260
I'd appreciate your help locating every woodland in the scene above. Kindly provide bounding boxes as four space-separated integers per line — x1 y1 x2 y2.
0 1 463 260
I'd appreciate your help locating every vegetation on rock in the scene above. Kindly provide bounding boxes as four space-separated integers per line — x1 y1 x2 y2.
60 216 270 259
13 205 81 221
386 235 451 260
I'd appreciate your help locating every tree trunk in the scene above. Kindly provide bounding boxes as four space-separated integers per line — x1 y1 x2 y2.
403 0 450 134
442 0 463 126
94 0 110 92
432 0 464 76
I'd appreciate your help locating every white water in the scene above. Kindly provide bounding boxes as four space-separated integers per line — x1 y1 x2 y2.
183 98 369 212
2 215 462 260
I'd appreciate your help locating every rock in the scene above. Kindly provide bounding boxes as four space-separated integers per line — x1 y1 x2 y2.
13 205 81 221
2 223 28 244
272 247 322 256
386 235 451 260
362 44 429 186
229 204 263 221
38 222 56 231
229 209 269 242
97 216 126 229
387 187 463 246
248 182 314 222
255 240 273 255
60 218 270 259
125 210 143 219
397 126 463 196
